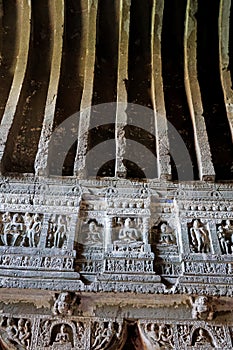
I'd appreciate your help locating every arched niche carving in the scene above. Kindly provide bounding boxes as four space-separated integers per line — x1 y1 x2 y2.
190 325 216 348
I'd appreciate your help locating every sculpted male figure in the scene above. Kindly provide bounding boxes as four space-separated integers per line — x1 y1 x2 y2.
190 220 210 253
119 218 139 243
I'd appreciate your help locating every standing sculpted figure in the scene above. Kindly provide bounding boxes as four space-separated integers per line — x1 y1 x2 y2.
190 220 210 253
26 214 42 247
1 212 11 245
53 215 67 248
18 319 30 349
4 214 23 246
217 225 230 254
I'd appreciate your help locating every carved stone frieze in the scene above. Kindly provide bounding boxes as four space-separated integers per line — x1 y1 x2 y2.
1 178 233 350
0 212 43 247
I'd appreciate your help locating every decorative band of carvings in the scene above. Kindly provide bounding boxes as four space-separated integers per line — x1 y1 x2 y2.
1 313 233 350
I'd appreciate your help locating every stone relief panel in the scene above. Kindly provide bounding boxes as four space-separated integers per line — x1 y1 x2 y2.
0 316 31 349
90 321 122 350
191 327 216 348
104 255 154 274
188 219 211 253
102 216 156 277
177 324 192 346
112 217 143 244
0 315 232 350
141 323 175 349
0 212 42 247
76 217 104 277
46 215 70 249
150 220 178 254
158 261 182 277
183 260 231 275
2 184 233 295
78 258 103 275
140 321 230 349
37 319 87 350
217 220 233 254
78 220 104 247
0 254 74 271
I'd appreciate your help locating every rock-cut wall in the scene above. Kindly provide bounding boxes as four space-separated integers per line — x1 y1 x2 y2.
0 0 232 349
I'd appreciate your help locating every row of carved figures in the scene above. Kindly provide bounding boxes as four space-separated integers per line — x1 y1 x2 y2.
82 217 233 256
0 294 228 350
0 318 226 350
0 212 68 248
1 211 233 255
79 218 176 246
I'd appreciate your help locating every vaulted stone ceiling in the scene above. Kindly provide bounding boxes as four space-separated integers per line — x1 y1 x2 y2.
0 0 232 181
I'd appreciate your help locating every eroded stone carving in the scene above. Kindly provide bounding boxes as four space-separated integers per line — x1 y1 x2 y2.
0 212 42 247
25 213 42 247
47 215 69 249
0 316 31 349
217 220 233 254
143 323 175 349
191 296 214 321
37 320 79 349
158 223 176 245
189 219 211 253
52 292 78 316
91 321 121 350
54 324 71 345
191 327 214 347
177 324 191 345
113 217 142 244
84 221 103 246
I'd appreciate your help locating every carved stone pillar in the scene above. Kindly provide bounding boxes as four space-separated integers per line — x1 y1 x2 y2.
66 216 78 251
142 217 150 245
179 219 190 255
208 219 221 254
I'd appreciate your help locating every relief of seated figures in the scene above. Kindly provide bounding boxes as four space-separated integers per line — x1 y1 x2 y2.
0 212 42 247
82 221 103 246
191 328 214 348
151 221 177 249
157 223 176 245
50 323 74 350
217 220 233 254
54 324 71 344
114 217 142 246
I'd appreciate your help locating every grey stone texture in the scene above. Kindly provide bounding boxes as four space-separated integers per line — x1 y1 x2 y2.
0 0 233 349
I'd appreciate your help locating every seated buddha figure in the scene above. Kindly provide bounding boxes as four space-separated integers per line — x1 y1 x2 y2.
118 218 139 243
